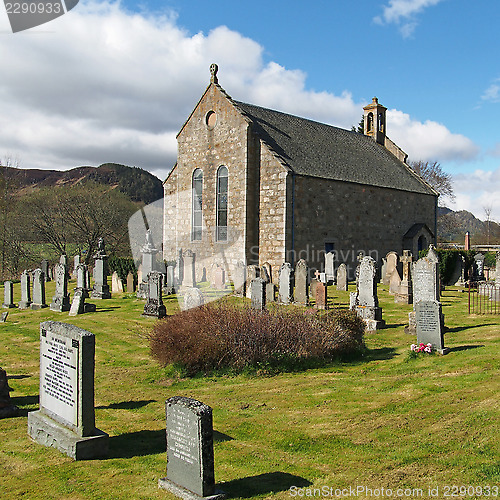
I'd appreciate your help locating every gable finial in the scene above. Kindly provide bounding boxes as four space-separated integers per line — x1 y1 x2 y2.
210 63 218 84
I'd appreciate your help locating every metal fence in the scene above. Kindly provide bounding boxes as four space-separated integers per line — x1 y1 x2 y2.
468 281 500 315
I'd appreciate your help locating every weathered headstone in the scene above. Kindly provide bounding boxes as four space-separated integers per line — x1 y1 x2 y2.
182 287 204 311
379 258 387 284
309 278 319 299
261 262 272 283
416 300 449 354
158 396 225 499
232 261 246 297
137 230 159 298
175 249 184 288
31 269 48 309
213 266 225 290
383 252 398 285
50 263 71 312
278 263 293 304
245 265 259 298
73 255 80 277
389 269 402 295
126 272 135 293
27 321 109 459
395 250 413 304
111 271 124 293
474 253 485 280
266 282 276 303
41 259 51 282
68 289 96 316
336 263 348 291
18 270 32 309
324 251 335 284
314 281 328 310
353 256 385 331
91 238 111 299
2 281 15 308
165 265 175 295
182 250 196 289
294 259 309 306
250 278 266 310
143 272 166 319
75 264 90 297
0 367 19 418
137 263 143 285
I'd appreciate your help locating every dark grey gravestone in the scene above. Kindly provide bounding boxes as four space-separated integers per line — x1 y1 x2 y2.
31 269 48 309
232 261 246 297
41 259 51 282
27 321 108 459
2 281 15 308
158 396 225 499
143 272 166 318
19 270 32 309
250 278 266 310
182 287 204 311
416 300 449 354
278 263 293 304
91 238 111 299
50 263 71 312
266 282 276 303
0 367 19 418
294 259 309 306
336 263 348 291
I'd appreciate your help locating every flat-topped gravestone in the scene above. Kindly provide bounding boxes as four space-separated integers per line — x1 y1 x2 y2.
159 396 225 499
28 321 108 459
31 269 48 309
278 263 293 304
2 281 15 308
294 259 309 306
143 272 166 318
336 263 348 291
182 287 204 311
50 263 71 312
416 300 449 354
250 278 266 310
19 270 32 309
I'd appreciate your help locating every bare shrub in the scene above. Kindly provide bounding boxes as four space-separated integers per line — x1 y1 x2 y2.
148 303 365 376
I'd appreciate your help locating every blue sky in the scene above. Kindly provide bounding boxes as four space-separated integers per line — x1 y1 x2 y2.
0 0 499 222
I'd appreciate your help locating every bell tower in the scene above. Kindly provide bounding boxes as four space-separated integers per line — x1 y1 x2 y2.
363 97 387 145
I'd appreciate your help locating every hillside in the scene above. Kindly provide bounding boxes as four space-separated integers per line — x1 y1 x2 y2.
2 163 163 205
438 208 500 243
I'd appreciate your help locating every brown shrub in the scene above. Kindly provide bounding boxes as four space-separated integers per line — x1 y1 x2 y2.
148 303 365 376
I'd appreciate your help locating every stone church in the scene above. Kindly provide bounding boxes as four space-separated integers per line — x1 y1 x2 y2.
163 64 437 281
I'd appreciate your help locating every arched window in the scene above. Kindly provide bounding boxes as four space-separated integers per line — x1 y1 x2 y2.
192 169 203 241
378 112 385 133
367 112 373 132
216 166 228 241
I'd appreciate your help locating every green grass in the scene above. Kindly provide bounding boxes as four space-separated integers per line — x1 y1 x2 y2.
0 279 499 499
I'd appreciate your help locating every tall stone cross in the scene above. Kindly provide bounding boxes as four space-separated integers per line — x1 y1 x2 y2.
400 250 413 282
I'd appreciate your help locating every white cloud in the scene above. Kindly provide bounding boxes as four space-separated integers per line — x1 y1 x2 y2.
481 80 500 103
387 109 479 163
374 0 444 38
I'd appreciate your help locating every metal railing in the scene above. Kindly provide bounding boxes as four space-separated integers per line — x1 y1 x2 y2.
468 281 500 315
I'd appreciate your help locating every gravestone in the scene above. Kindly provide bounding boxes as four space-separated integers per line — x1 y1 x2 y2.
2 281 15 308
69 289 96 316
18 271 32 309
395 250 413 304
73 255 80 277
416 301 449 354
261 262 272 283
137 230 159 298
27 321 109 459
336 263 348 291
379 258 387 284
324 251 335 284
175 249 184 288
143 272 166 319
309 278 319 299
137 263 143 285
50 263 71 312
0 312 7 322
111 271 124 293
182 250 196 289
75 264 90 297
294 259 309 306
158 396 225 499
91 238 111 299
213 266 225 290
314 281 328 310
165 265 175 295
389 269 402 295
383 252 398 285
474 253 485 280
353 256 384 331
0 367 19 418
126 272 135 293
278 263 293 304
245 265 259 299
250 278 266 310
232 261 246 297
31 269 48 309
266 282 276 303
41 259 51 282
182 287 204 311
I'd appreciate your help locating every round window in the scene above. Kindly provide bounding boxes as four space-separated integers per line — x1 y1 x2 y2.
205 110 217 129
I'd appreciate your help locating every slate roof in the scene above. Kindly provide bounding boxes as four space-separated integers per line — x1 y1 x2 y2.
233 100 436 196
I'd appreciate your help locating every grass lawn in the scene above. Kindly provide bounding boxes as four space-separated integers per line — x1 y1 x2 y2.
0 279 499 499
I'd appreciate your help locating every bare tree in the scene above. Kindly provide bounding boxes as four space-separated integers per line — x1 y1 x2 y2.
408 160 455 206
483 204 493 245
